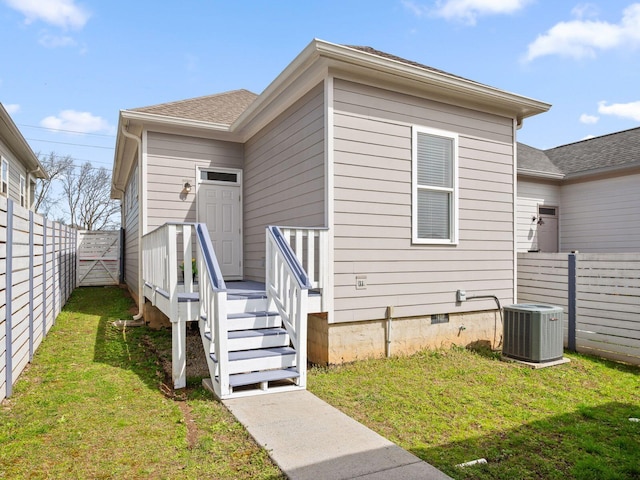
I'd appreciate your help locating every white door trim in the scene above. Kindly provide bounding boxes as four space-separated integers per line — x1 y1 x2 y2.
196 166 243 280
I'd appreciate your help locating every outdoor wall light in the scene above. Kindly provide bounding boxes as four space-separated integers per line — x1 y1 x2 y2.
183 182 192 194
532 216 544 226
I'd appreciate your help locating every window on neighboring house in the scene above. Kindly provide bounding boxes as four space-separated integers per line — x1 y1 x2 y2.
1 157 8 196
20 175 26 207
412 126 458 244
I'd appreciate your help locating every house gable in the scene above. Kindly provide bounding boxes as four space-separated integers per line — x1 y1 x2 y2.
0 103 47 210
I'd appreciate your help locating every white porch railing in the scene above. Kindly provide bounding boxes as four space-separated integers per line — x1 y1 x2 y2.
142 223 227 390
279 227 328 310
266 226 312 389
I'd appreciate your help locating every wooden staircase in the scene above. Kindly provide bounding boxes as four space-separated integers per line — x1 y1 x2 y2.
199 285 303 397
142 223 326 400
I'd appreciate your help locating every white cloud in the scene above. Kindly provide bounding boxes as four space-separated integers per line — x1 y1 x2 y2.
581 134 596 140
40 110 113 135
4 0 90 29
432 0 532 25
524 3 640 62
4 104 21 114
38 33 77 48
579 113 599 124
401 0 429 17
571 3 600 19
598 100 640 121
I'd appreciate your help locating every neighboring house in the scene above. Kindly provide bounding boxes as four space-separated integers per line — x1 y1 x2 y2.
518 127 640 253
112 39 550 368
0 103 48 210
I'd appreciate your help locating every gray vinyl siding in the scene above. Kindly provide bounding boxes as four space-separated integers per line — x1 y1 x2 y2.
0 140 28 206
243 83 325 281
123 165 139 294
517 179 561 252
332 79 515 323
560 173 640 252
145 132 244 231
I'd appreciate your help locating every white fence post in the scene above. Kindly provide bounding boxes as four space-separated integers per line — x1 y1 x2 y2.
0 199 79 401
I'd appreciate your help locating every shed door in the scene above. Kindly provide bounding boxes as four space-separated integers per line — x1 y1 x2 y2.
197 180 242 279
537 205 559 253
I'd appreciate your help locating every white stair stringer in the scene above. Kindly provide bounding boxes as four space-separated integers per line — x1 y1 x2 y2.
200 294 305 399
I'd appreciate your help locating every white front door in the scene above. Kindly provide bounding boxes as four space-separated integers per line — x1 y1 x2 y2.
537 205 559 253
197 182 242 279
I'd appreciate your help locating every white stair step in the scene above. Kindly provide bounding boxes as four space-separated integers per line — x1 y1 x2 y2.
211 346 296 374
227 368 300 388
226 296 270 314
204 327 289 350
204 311 281 330
228 328 289 350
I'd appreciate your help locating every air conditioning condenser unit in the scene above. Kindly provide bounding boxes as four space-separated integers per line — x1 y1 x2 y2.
503 304 564 363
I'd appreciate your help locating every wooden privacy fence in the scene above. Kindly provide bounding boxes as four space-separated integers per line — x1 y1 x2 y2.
77 230 120 287
518 252 640 365
1 197 77 401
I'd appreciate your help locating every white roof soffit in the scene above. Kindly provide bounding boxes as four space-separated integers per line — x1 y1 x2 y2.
234 39 551 131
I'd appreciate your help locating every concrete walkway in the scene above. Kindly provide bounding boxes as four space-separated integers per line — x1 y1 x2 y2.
224 390 453 480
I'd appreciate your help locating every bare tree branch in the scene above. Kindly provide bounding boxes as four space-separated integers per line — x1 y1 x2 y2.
33 152 73 215
59 161 120 230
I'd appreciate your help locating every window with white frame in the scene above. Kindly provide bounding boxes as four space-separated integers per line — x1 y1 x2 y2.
1 157 8 196
412 126 458 244
20 175 26 207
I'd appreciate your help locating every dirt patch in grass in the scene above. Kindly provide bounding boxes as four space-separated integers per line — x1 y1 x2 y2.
140 323 210 390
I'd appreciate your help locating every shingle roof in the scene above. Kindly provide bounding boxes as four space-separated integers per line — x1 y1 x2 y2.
519 126 640 178
545 126 640 175
130 89 258 125
517 142 563 175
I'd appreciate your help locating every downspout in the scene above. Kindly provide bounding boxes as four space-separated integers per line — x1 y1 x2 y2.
120 124 144 320
27 166 45 210
513 117 521 308
111 182 126 285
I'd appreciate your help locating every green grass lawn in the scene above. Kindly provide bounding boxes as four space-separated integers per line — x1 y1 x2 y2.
0 286 282 480
3 286 639 480
308 347 640 480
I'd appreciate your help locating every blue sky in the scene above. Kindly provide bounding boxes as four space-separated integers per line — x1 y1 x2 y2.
1 0 640 174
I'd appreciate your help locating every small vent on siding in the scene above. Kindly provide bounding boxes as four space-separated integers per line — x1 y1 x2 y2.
431 314 449 325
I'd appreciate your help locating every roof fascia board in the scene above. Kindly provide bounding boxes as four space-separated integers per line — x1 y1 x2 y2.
315 40 551 121
0 104 48 179
233 39 549 135
231 39 325 133
120 109 233 134
517 168 565 180
563 162 640 183
235 60 329 140
326 65 530 121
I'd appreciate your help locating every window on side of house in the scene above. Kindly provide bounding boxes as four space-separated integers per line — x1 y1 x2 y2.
412 126 458 244
20 175 26 207
1 157 8 196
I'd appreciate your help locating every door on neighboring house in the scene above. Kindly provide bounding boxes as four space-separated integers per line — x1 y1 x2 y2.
537 205 559 252
197 168 242 279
